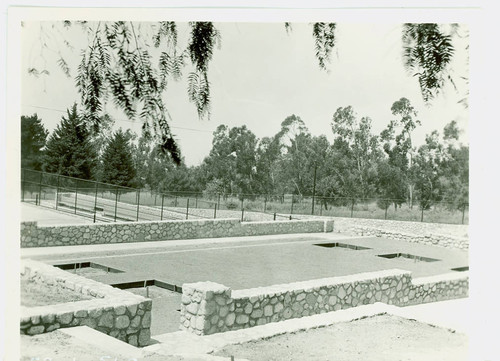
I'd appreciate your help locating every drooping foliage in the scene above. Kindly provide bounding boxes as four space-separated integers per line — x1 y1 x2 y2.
312 22 337 71
27 21 465 164
402 23 456 102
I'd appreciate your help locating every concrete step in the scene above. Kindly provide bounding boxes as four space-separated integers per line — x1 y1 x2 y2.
59 326 145 359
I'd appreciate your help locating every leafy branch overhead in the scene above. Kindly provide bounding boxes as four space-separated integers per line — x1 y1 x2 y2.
312 22 337 71
29 21 465 164
71 21 223 165
402 23 457 102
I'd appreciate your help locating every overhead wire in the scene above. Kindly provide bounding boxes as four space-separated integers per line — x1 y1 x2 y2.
22 104 214 134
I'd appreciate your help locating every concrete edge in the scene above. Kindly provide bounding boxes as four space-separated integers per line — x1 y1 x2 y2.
20 231 355 259
59 326 145 358
149 298 468 357
56 298 468 359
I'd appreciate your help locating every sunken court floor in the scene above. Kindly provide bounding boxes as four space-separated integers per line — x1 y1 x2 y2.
21 232 468 335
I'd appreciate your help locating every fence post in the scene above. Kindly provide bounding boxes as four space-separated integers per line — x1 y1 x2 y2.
241 208 244 222
74 182 78 214
350 198 354 218
274 212 276 221
385 202 388 220
136 190 141 221
38 172 43 206
174 196 178 207
311 164 317 215
55 174 61 210
264 196 267 212
462 204 466 224
160 194 165 221
114 187 119 222
93 182 98 223
421 206 424 222
241 197 244 211
290 195 294 215
186 198 190 220
214 203 217 219
21 168 25 202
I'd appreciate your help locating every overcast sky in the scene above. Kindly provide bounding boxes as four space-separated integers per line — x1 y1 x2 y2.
21 21 469 166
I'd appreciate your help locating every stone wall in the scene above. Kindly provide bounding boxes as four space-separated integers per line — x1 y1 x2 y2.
332 217 468 250
20 218 334 248
179 269 468 335
20 260 152 346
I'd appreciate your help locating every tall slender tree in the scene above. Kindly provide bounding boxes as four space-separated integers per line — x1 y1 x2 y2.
382 97 421 207
331 106 380 199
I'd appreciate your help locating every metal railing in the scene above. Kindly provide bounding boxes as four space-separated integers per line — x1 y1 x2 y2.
21 169 469 225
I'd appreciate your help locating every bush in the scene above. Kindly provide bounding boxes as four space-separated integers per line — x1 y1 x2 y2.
225 200 239 210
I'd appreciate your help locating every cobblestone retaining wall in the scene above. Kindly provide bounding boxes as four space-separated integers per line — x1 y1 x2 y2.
333 217 468 250
20 218 334 248
20 260 152 346
179 269 468 335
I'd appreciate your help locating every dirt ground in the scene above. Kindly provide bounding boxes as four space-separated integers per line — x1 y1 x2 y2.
214 314 468 361
19 314 467 361
20 331 203 361
21 278 93 307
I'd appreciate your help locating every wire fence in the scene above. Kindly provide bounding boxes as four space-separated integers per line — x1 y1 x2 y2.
21 169 469 225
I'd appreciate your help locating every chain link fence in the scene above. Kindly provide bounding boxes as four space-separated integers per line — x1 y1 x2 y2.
21 169 468 225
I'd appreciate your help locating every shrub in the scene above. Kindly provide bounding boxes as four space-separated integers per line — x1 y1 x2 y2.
225 200 239 210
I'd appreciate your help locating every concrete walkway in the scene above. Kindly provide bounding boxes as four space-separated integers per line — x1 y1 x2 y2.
20 231 350 259
61 298 469 360
145 298 469 356
21 202 93 225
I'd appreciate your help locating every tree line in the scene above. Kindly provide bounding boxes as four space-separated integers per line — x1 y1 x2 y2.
21 98 468 211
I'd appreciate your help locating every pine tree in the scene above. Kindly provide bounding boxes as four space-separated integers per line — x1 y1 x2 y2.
100 129 137 187
43 104 97 179
21 114 48 170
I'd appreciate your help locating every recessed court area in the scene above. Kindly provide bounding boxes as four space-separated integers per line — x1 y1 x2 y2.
25 233 467 293
23 232 468 335
313 242 371 250
377 253 441 263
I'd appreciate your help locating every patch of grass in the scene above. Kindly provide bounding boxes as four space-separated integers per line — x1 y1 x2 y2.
21 278 93 307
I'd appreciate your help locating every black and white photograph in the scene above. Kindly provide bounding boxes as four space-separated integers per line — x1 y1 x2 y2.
2 2 498 361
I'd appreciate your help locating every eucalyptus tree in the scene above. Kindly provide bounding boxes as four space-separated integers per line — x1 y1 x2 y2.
331 106 380 200
255 136 282 196
273 115 312 196
380 97 421 207
413 130 444 210
412 121 468 212
202 124 258 197
436 121 469 210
